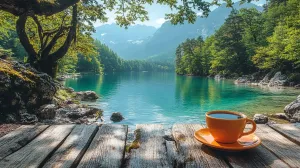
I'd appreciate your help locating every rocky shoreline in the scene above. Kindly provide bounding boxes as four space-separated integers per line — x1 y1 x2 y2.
234 71 300 88
231 71 300 123
0 59 104 125
38 87 103 125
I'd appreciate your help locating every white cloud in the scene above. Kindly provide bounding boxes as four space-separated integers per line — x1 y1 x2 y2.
110 41 116 44
101 33 106 36
132 40 144 44
155 18 166 25
257 3 264 6
196 12 203 16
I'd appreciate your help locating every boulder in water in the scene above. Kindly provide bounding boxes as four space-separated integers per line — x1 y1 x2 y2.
284 95 300 122
75 91 99 101
110 112 124 122
271 113 288 120
253 114 268 124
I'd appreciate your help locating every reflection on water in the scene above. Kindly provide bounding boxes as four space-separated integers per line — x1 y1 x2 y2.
64 72 300 125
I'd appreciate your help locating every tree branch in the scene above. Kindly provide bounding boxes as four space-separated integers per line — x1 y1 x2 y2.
0 0 80 16
49 4 78 61
31 15 44 49
41 14 70 57
16 14 38 64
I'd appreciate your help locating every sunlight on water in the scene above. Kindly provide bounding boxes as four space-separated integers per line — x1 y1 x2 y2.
64 72 300 126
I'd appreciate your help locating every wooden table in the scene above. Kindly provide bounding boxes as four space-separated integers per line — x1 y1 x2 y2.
0 123 299 168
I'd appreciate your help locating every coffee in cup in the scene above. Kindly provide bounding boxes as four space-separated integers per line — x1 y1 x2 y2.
206 110 256 143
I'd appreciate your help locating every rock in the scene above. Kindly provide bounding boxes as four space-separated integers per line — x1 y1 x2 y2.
5 114 17 123
259 73 271 85
19 112 38 124
65 87 75 93
290 119 296 123
253 114 268 124
38 104 57 120
295 84 300 89
269 121 277 124
65 107 98 119
284 95 300 122
56 104 101 123
75 91 99 101
110 112 124 122
0 59 58 124
214 74 224 80
234 76 251 84
268 72 287 87
95 121 103 126
56 75 66 81
271 113 288 120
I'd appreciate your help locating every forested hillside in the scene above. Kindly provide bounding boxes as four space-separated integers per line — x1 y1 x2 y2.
92 3 262 61
73 41 174 73
175 0 300 82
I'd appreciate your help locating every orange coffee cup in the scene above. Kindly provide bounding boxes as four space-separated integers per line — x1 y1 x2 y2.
206 110 256 143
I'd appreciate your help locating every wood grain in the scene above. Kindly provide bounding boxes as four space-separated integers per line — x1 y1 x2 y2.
0 125 75 168
77 124 127 168
42 125 98 168
172 124 228 168
223 145 289 168
269 124 300 145
0 125 49 160
256 124 300 167
166 140 182 167
128 124 171 168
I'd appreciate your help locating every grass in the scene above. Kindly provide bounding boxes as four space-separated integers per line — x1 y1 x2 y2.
95 109 103 120
126 129 141 152
55 89 77 101
0 60 35 83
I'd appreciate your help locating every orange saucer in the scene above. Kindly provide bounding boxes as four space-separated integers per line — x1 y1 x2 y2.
194 128 261 151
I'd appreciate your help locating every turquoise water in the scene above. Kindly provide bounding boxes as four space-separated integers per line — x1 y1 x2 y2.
64 72 300 125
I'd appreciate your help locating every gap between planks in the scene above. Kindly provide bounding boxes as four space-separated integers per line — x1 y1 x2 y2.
0 125 49 160
173 124 290 168
256 124 300 168
0 125 75 168
268 124 300 146
77 124 128 168
1 124 300 168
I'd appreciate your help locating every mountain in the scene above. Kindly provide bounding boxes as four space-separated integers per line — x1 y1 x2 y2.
92 24 157 59
93 3 263 61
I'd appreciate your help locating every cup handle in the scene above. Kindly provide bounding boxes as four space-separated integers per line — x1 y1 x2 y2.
240 119 256 137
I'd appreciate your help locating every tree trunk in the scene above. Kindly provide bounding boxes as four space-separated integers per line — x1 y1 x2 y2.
37 58 58 78
15 4 78 78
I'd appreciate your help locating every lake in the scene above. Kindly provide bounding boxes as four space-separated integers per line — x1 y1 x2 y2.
64 72 299 125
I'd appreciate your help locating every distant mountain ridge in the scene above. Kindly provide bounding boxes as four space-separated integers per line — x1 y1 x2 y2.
93 3 263 61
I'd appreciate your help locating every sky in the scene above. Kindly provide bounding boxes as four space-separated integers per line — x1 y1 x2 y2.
94 0 266 28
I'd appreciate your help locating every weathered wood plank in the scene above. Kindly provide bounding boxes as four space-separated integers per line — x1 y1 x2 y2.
222 145 289 168
0 125 49 160
128 124 171 168
256 124 300 167
217 124 290 168
42 125 98 168
0 125 75 168
166 140 182 167
269 124 300 145
172 124 228 168
77 124 127 168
